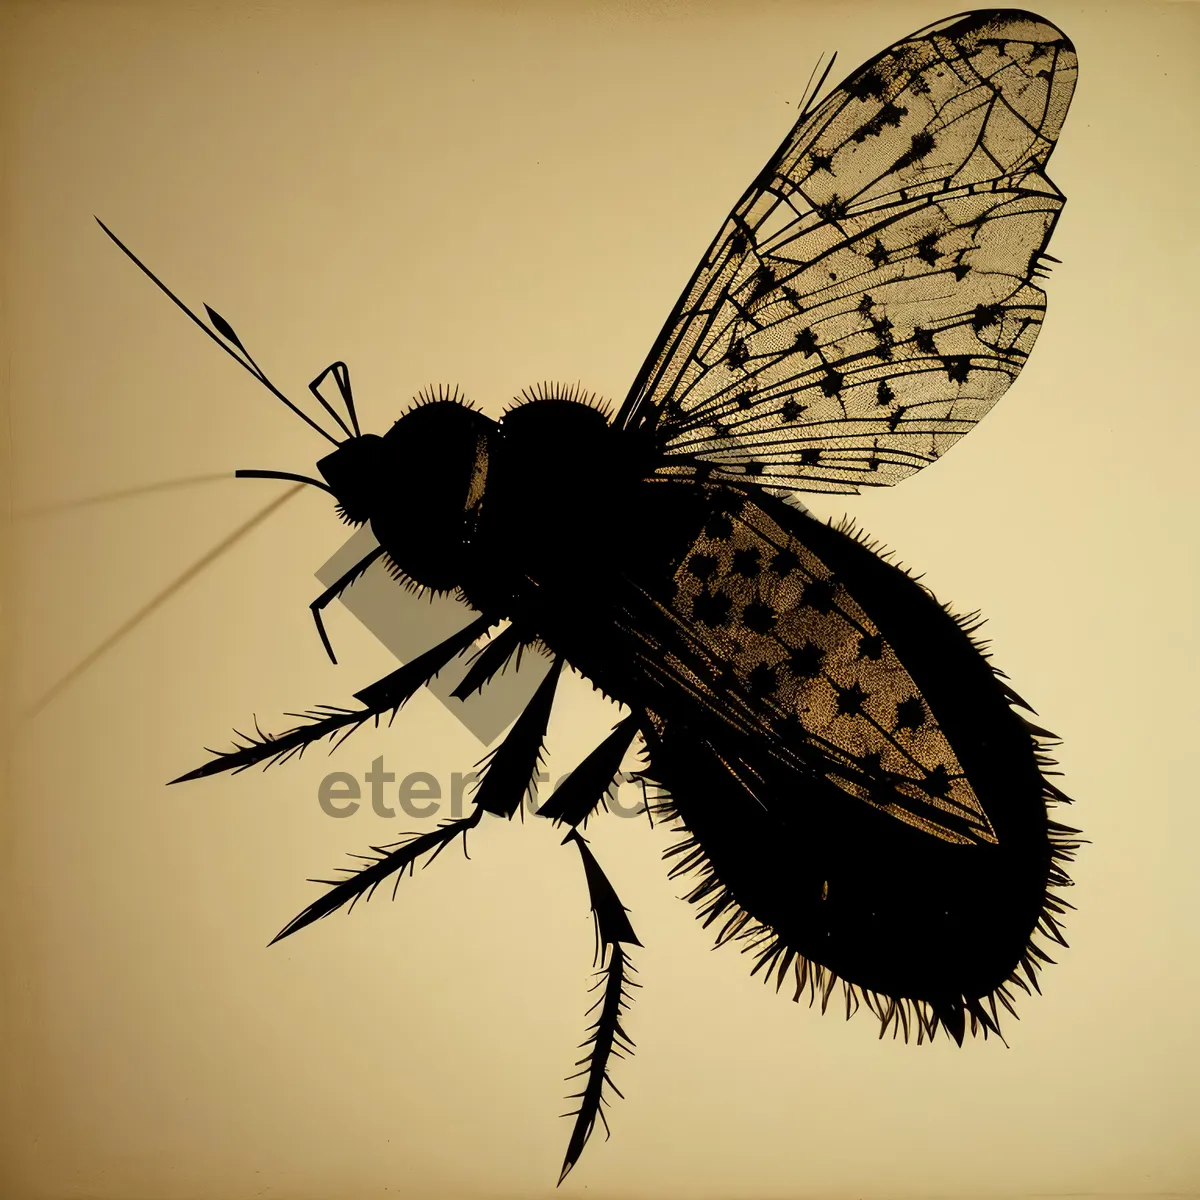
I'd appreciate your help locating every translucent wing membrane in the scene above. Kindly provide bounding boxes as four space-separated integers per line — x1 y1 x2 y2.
619 491 999 847
618 10 1077 494
672 502 996 844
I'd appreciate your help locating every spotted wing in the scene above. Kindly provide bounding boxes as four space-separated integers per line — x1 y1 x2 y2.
616 10 1077 495
617 492 998 847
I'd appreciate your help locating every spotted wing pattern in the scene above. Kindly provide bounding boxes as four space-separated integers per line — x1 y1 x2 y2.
618 11 1077 494
623 492 997 846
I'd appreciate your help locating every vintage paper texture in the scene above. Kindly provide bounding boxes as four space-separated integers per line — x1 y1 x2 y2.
2 2 1198 1197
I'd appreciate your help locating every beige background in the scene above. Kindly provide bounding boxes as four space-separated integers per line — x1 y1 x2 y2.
2 1 1198 1197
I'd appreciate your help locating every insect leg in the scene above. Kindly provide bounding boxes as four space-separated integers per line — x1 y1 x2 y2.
469 657 564 818
450 622 533 699
308 544 386 664
558 828 640 1184
171 612 498 782
270 805 486 944
264 653 564 935
536 714 641 827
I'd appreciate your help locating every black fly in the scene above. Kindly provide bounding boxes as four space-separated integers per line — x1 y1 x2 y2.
101 9 1080 1183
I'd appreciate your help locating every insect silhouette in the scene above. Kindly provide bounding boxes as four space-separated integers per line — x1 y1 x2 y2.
102 8 1080 1183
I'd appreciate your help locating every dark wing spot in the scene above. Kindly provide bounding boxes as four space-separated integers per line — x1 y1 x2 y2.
895 695 926 731
857 293 875 316
745 461 765 477
743 600 777 635
834 681 868 716
816 195 848 221
972 303 1002 332
802 576 836 613
853 102 908 142
731 547 761 577
820 370 844 398
923 764 952 798
943 355 971 383
871 316 895 360
914 326 937 354
809 152 833 174
887 406 907 432
780 399 807 422
734 388 754 409
847 69 885 100
800 448 822 466
858 632 883 660
876 380 895 405
788 642 825 678
916 232 942 266
730 229 749 256
750 264 777 300
727 337 749 368
868 239 889 268
783 287 805 311
771 548 800 577
952 261 971 282
893 129 936 171
687 552 719 581
693 589 732 628
793 327 819 356
909 73 931 95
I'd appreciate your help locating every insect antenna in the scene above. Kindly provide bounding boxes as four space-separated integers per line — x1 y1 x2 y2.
234 468 334 494
310 361 361 438
96 218 342 446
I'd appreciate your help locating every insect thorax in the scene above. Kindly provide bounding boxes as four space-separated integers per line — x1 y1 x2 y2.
356 395 653 600
465 397 658 610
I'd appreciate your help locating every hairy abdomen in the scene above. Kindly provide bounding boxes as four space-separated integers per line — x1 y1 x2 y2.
539 481 1074 1039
